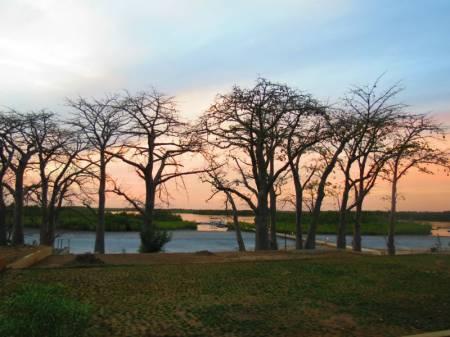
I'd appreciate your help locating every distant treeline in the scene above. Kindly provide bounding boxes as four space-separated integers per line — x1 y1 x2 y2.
3 206 193 232
2 206 442 235
173 209 450 222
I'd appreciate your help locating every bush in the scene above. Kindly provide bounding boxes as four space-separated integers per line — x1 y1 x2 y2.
0 284 92 337
139 227 171 253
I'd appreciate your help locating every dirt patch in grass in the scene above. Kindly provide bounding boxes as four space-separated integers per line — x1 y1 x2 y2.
0 246 40 265
35 249 348 268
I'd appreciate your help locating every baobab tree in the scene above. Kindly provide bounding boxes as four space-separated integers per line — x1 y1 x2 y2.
0 111 41 245
109 90 203 252
383 114 449 255
285 111 326 249
30 118 91 245
0 114 15 245
29 112 66 245
337 82 405 251
68 96 125 253
202 78 320 250
304 109 356 249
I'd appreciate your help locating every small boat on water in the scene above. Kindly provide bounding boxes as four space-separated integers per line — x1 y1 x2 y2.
196 218 228 232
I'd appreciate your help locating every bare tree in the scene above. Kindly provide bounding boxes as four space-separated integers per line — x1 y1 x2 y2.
285 112 326 249
109 90 203 251
304 109 355 249
202 78 319 250
338 81 405 251
30 115 92 245
0 111 41 245
68 96 125 253
28 111 65 245
382 114 449 255
0 113 15 245
200 157 246 251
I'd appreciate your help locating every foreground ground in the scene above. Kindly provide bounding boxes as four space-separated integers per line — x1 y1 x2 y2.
1 253 450 337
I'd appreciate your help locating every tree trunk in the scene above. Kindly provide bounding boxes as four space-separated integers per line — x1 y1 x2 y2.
143 179 155 233
294 189 303 250
337 182 350 249
305 196 322 249
0 186 6 246
387 176 398 256
255 191 270 250
352 202 362 252
305 142 346 250
95 152 106 253
47 204 57 246
228 193 246 252
39 177 50 246
305 172 329 249
290 164 303 249
269 186 278 250
12 165 25 245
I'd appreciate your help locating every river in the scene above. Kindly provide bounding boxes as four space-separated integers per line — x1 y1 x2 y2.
22 213 450 254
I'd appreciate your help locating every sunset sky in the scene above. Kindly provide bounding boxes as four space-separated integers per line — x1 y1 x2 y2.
1 0 449 211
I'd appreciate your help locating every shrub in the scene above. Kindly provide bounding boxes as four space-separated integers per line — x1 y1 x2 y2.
0 284 92 337
72 253 105 265
139 227 171 253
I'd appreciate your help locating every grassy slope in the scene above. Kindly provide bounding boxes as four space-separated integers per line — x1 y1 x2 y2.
1 254 449 337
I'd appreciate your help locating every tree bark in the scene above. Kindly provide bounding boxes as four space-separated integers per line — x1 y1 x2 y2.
305 141 346 249
12 164 25 245
95 151 106 253
143 178 155 233
39 171 50 246
228 193 246 252
352 202 362 252
0 186 6 246
337 181 350 249
255 191 270 250
290 162 303 249
387 175 398 256
269 185 278 250
304 186 325 249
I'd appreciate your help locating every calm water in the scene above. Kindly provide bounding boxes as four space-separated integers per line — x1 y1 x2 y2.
315 234 450 250
22 213 450 254
24 229 296 254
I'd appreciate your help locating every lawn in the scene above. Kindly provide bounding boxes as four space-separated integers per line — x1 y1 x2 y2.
1 254 450 337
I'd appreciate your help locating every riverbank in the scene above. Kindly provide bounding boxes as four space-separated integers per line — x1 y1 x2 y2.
10 206 438 235
2 253 449 337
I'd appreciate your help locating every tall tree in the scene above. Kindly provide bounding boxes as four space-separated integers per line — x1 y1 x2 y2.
383 114 449 255
0 112 40 245
0 113 15 245
109 90 203 251
339 82 404 251
30 119 91 245
304 109 355 249
285 112 326 249
68 96 124 253
202 78 318 250
29 112 66 245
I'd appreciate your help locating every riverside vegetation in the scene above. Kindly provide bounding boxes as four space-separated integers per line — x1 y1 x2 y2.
1 78 448 254
5 206 435 235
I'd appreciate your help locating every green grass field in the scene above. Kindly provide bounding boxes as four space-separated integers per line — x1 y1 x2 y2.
1 254 449 337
